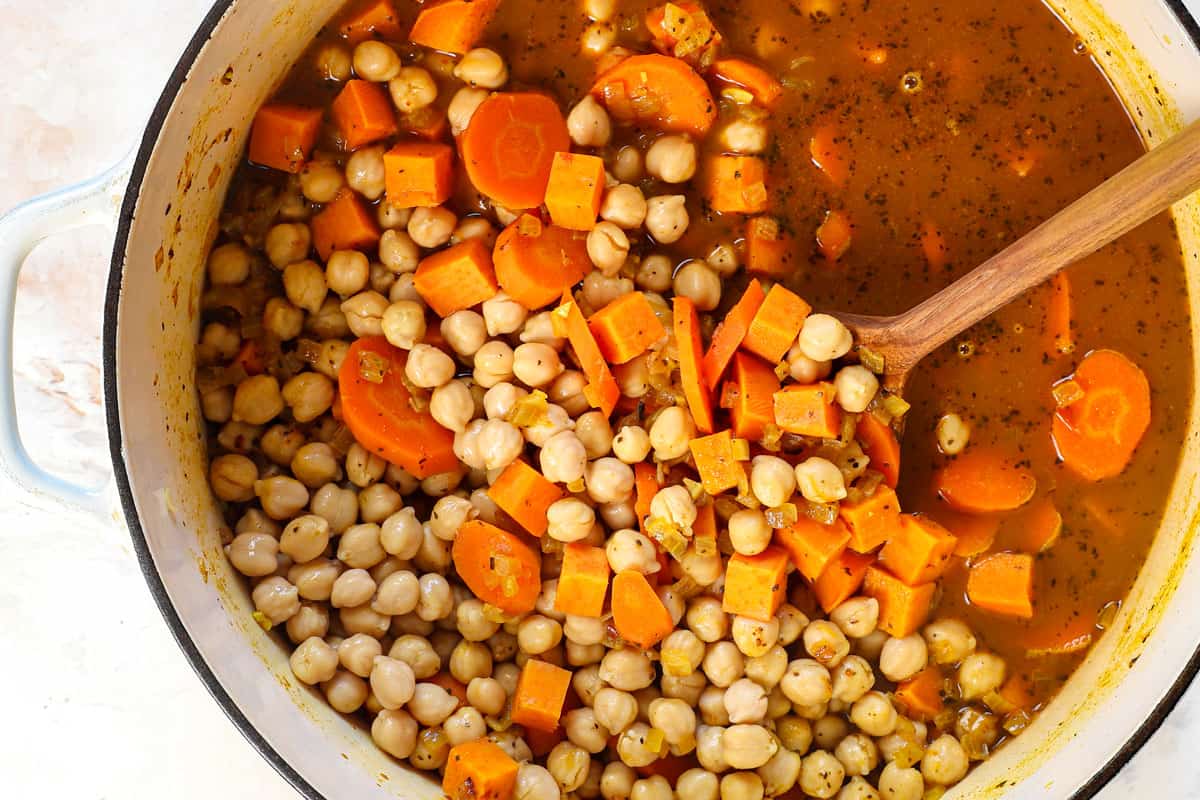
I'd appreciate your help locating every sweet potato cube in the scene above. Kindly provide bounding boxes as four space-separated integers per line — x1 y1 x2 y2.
444 740 519 800
745 216 795 279
488 460 563 537
894 666 946 721
838 485 902 553
723 546 789 622
774 382 841 438
689 430 743 495
511 659 572 732
967 552 1035 619
340 0 404 43
409 0 502 54
862 565 936 637
248 104 323 173
413 239 498 316
742 284 812 363
729 352 780 441
879 514 958 585
332 79 398 149
384 141 455 207
545 152 606 231
555 542 611 618
589 292 666 364
776 517 851 582
705 155 769 214
812 549 875 613
311 189 381 260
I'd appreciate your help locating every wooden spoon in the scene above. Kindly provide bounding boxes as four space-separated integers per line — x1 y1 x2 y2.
837 118 1200 389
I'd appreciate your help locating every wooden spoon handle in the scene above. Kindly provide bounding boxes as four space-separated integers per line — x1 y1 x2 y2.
884 117 1200 372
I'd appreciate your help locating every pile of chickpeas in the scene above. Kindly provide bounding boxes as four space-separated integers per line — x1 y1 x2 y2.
201 6 1017 800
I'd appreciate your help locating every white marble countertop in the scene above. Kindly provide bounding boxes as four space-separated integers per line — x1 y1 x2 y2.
2 0 1199 797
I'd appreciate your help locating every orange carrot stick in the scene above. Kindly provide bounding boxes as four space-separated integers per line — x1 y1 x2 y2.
729 352 780 441
1051 349 1151 481
673 296 715 433
459 92 571 210
558 295 620 416
488 460 564 538
633 462 659 532
451 520 542 615
709 57 783 109
935 448 1037 513
702 280 765 390
612 570 676 648
855 413 900 488
1045 272 1073 357
810 125 850 186
338 337 458 478
816 210 853 262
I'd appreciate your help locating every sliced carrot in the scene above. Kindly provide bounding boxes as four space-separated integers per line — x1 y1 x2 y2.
723 546 789 622
930 508 1001 558
1045 272 1073 357
862 565 936 637
838 485 902 553
493 214 590 311
311 189 381 260
339 337 458 478
544 152 606 231
879 514 958 586
331 79 398 150
248 104 323 173
1002 497 1062 553
709 57 783 109
674 296 715 434
776 517 851 582
920 221 949 269
773 382 841 438
967 552 1035 619
488 460 564 538
1052 349 1151 481
742 284 811 363
612 570 676 648
556 542 611 618
894 667 946 722
936 448 1037 513
340 0 404 44
812 549 874 613
729 352 780 441
409 0 501 54
443 740 519 800
383 141 455 208
592 54 717 137
590 292 667 365
855 413 900 488
558 295 620 416
689 430 743 495
451 520 542 615
1024 613 1095 658
815 210 853 262
413 239 499 317
744 216 795 279
810 125 850 186
704 155 769 214
702 280 765 390
459 92 571 210
634 463 660 532
511 659 572 732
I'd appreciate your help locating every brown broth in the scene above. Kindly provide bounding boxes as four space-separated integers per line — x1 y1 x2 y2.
268 0 1193 709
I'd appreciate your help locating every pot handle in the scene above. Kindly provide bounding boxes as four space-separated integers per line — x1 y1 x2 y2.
0 153 133 516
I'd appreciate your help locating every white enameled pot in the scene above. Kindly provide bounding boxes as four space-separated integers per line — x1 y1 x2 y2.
1 1 1199 797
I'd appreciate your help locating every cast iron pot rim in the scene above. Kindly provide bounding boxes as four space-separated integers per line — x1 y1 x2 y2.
101 2 1200 798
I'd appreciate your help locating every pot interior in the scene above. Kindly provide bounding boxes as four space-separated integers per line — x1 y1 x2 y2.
107 0 1200 797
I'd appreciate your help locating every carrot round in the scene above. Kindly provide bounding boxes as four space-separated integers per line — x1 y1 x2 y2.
966 552 1035 619
1051 349 1150 481
494 214 590 310
709 58 783 109
452 520 542 615
338 337 458 479
459 92 570 210
810 125 850 186
611 570 675 648
855 413 900 488
673 296 715 434
591 54 717 137
935 448 1037 513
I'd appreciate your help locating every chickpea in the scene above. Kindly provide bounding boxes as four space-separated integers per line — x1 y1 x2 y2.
377 230 419 276
732 616 780 659
256 423 298 464
877 763 923 800
378 202 412 231
336 632 382 677
409 206 458 249
582 457 632 504
605 427 649 466
432 313 485 361
345 146 386 200
781 660 832 707
879 634 929 682
353 40 401 81
649 406 695 461
420 467 466 499
454 48 508 88
703 641 745 689
673 260 721 311
645 136 697 183
296 161 343 206
849 691 897 737
612 145 644 183
728 509 772 556
798 314 853 362
589 687 635 736
599 648 655 692
804 620 851 667
581 271 634 312
380 507 422 558
687 597 729 643
406 682 458 727
378 300 426 350
611 722 660 768
745 644 788 690
601 762 637 800
512 342 563 388
416 572 453 621
747 456 796 510
587 222 631 276
262 297 303 341
289 636 339 685
694 725 729 773
289 558 342 601
306 295 350 338
322 669 369 713
255 476 310 520
451 216 497 248
341 290 389 337
518 614 563 654
723 678 769 724
200 386 233 424
923 618 977 665
425 380 474 434
921 735 968 785
482 292 528 336
721 118 769 154
542 498 592 544
830 655 874 705
829 598 879 639
283 373 335 423
387 65 438 113
794 458 848 504
252 576 300 624
832 365 879 414
855 629 888 662
560 706 608 754
473 419 522 471
449 87 489 136
546 740 591 791
600 184 647 229
338 523 386 569
935 413 971 455
516 763 559 800
759 748 802 797
722 724 777 770
645 195 689 243
634 254 672 294
372 570 420 616
466 676 506 717
231 375 283 426
390 635 441 679
227 532 278 578
958 652 1006 700
265 222 311 268
278 260 326 314
798 750 845 799
581 21 616 55
834 733 878 777
443 705 487 747
207 241 251 285
473 340 515 388
402 343 454 389
210 454 257 502
837 778 881 800
449 639 493 683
